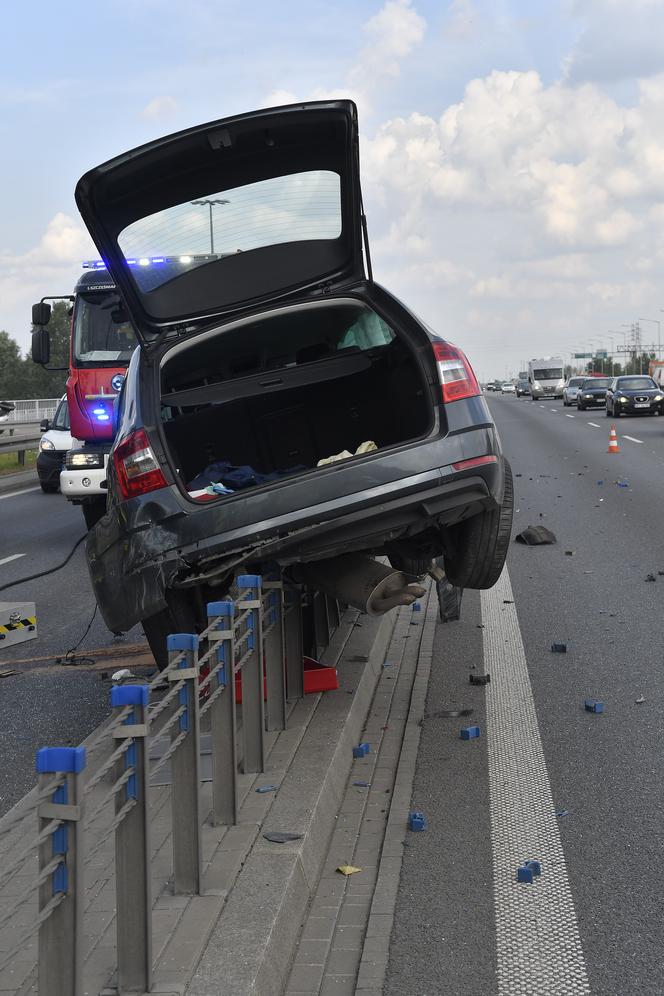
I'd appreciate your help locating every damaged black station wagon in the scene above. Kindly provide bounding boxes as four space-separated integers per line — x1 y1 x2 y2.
75 100 513 664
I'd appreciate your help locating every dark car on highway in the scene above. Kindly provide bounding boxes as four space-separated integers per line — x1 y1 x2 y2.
605 375 664 417
74 100 514 665
576 377 612 411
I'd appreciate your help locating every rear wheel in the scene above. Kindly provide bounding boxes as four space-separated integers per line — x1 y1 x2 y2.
82 497 107 530
142 591 198 670
614 406 620 418
605 406 611 416
40 481 59 494
443 461 514 590
578 403 585 411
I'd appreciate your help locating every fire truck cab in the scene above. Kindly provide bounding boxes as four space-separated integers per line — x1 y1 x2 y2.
31 265 137 527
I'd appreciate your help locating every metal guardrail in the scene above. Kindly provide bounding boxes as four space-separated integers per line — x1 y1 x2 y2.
0 571 340 994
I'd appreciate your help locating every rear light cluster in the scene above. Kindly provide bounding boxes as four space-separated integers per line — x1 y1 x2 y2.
113 428 167 500
432 341 481 403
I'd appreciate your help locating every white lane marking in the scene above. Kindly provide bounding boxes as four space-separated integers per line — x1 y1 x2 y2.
482 570 590 995
587 422 601 428
565 414 575 418
550 408 557 412
0 554 25 567
622 435 643 444
0 487 40 501
539 405 546 409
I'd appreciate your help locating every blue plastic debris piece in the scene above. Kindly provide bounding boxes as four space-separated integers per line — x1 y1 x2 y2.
460 725 481 740
525 859 542 876
412 603 422 612
256 785 277 794
597 480 604 486
382 661 393 668
408 811 427 831
353 743 370 758
517 865 534 884
353 780 370 787
556 809 570 818
551 643 567 653
585 699 604 713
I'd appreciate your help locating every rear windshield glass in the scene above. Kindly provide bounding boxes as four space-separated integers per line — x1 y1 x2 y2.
118 170 342 293
618 377 657 390
533 368 562 379
582 379 610 388
569 378 585 386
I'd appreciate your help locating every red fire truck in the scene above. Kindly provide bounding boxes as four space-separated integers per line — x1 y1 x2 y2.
31 263 137 527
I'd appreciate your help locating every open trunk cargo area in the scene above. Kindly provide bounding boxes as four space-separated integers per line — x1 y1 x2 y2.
160 300 437 498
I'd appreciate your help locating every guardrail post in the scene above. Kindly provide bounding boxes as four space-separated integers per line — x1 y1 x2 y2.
327 595 341 633
236 575 265 773
111 684 152 994
284 584 304 701
36 746 86 996
167 633 203 894
263 576 286 732
207 601 238 826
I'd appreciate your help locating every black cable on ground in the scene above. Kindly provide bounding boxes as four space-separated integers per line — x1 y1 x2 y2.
0 534 87 594
57 603 98 667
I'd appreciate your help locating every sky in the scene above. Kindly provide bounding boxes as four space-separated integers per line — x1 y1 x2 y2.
3 0 664 380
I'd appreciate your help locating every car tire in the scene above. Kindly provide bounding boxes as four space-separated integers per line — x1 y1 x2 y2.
443 461 514 590
605 406 611 416
142 591 198 670
578 403 584 411
82 497 107 530
614 407 620 418
40 481 59 494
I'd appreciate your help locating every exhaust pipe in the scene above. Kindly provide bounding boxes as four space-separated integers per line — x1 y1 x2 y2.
297 554 426 616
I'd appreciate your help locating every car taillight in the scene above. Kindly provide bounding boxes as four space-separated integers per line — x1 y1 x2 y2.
452 455 498 472
432 341 481 403
113 428 167 500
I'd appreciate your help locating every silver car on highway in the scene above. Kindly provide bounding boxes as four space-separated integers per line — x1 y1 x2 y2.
562 377 586 406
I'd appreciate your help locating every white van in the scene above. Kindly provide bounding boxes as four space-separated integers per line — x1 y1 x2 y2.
528 358 564 399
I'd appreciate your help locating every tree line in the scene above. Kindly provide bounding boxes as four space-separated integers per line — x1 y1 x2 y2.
0 302 70 400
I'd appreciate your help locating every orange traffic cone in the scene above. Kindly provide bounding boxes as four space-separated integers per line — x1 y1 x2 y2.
608 426 620 454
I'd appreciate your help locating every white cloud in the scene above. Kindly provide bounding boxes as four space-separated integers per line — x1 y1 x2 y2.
141 95 179 119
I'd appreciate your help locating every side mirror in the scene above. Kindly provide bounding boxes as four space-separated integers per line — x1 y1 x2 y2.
32 302 51 327
31 327 51 365
39 418 50 432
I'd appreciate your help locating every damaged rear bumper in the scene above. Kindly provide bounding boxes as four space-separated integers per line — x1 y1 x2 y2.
87 426 503 632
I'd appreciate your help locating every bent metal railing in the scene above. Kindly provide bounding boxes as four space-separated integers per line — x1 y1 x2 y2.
0 572 342 994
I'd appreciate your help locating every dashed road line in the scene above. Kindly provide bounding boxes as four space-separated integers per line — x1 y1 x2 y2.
539 405 546 409
622 435 643 444
0 554 25 567
0 487 40 501
482 571 591 995
550 408 557 412
565 414 575 418
587 422 601 428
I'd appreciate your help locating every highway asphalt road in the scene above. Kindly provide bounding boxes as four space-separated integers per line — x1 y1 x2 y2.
0 485 144 815
386 393 664 996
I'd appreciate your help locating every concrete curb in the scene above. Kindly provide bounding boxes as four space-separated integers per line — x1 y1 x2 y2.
186 609 397 996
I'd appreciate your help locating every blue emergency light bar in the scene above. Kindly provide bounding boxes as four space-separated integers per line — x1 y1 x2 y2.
82 254 220 269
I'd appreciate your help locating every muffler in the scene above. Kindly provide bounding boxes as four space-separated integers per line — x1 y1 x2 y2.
297 554 426 616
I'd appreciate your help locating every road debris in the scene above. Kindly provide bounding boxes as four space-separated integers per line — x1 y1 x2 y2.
428 708 474 718
565 550 575 556
263 831 304 843
515 525 557 545
336 864 362 876
353 743 371 758
635 696 646 705
353 780 370 788
408 811 427 831
551 643 567 653
584 699 604 713
556 810 570 818
470 673 491 685
460 725 481 740
645 573 657 582
0 669 18 678
111 668 134 682
256 785 278 794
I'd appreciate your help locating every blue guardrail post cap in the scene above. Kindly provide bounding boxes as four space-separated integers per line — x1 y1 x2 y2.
36 746 86 774
236 574 262 588
207 600 234 618
110 685 149 708
167 633 199 651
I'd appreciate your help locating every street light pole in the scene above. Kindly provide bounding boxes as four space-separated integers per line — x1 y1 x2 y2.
639 317 660 366
190 198 230 254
